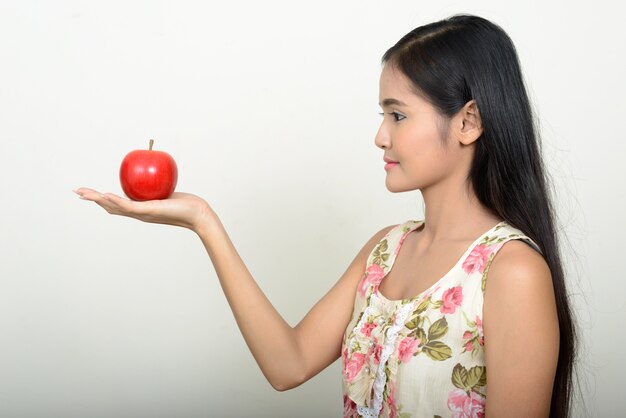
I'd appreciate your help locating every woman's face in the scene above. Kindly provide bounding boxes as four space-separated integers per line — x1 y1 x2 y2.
375 63 462 193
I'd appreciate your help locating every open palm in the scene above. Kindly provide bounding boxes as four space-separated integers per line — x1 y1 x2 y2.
74 187 213 232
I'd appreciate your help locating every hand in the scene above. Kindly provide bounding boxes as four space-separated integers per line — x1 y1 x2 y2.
74 187 215 232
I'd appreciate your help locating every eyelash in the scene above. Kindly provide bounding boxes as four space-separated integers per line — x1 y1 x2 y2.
378 111 406 122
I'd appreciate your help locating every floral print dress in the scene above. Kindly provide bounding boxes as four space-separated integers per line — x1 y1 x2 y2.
341 220 542 418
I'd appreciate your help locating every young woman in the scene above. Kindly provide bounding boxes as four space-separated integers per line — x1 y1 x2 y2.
76 13 577 418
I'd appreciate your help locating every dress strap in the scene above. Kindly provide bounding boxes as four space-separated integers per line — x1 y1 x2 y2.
477 224 543 296
365 220 424 274
359 221 424 299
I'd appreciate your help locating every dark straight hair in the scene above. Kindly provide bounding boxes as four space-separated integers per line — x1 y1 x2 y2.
382 14 581 417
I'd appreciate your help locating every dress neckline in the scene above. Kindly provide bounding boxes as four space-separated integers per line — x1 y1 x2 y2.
375 220 507 304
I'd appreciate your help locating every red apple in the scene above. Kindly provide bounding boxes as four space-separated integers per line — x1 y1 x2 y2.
119 139 178 201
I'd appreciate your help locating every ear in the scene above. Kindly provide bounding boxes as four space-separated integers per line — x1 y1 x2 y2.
457 99 483 145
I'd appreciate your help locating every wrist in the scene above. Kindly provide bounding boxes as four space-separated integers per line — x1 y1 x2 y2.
192 203 220 237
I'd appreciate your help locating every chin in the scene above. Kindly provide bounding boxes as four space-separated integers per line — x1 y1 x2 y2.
385 180 416 193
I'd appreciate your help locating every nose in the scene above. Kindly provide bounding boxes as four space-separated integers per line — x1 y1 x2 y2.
374 120 390 149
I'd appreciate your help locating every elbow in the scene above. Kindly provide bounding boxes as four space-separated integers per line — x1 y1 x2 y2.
270 381 293 392
269 373 307 392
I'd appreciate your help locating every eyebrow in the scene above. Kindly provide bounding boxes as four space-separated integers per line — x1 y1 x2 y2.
379 98 408 107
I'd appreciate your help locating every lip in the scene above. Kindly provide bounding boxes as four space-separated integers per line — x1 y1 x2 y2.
384 162 399 171
384 156 399 171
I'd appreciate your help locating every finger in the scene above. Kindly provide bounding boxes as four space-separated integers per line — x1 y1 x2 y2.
102 193 159 220
74 187 97 197
99 193 137 214
74 187 98 194
74 189 119 212
75 189 107 202
76 188 143 216
100 192 125 201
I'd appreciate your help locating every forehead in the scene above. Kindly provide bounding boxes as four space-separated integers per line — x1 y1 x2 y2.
378 63 423 106
379 63 415 100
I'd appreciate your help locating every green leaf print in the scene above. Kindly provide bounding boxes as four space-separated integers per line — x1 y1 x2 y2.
428 317 448 340
354 311 365 329
451 363 469 390
466 365 487 389
416 327 427 344
462 311 476 328
408 325 427 342
423 341 452 361
372 239 390 266
414 296 431 315
483 233 504 246
405 316 420 330
451 363 487 391
481 252 496 295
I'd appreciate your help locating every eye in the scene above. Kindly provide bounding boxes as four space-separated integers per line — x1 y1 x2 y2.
391 112 405 122
378 111 406 122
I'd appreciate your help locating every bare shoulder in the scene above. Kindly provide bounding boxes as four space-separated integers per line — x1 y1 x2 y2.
375 223 399 239
370 223 399 247
482 238 559 416
484 238 555 323
348 223 399 278
488 239 551 285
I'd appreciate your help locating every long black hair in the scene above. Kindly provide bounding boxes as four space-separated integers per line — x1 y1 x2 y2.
382 14 582 417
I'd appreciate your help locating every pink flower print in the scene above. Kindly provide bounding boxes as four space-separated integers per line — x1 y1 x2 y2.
387 379 398 418
374 343 382 364
475 315 484 345
462 243 494 275
343 352 366 383
343 394 359 418
366 337 379 364
397 336 420 363
462 329 475 352
441 286 464 314
447 388 486 418
394 232 410 256
361 321 376 337
357 264 386 297
357 274 368 297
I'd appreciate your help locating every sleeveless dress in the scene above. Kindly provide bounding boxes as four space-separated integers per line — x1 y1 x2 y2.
341 220 542 418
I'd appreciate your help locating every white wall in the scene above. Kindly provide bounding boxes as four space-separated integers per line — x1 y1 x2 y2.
0 1 620 417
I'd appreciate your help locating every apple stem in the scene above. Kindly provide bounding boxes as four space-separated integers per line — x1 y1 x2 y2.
149 139 154 150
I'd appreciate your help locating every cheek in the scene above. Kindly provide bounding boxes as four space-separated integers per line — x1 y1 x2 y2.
397 125 445 161
402 119 444 147
396 136 453 183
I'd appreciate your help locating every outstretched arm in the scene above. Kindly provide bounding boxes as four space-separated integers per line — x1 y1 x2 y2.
75 188 394 391
195 213 395 390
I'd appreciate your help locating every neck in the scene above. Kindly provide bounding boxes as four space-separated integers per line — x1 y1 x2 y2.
419 178 502 245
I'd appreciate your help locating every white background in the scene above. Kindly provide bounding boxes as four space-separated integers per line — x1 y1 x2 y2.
0 0 622 417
